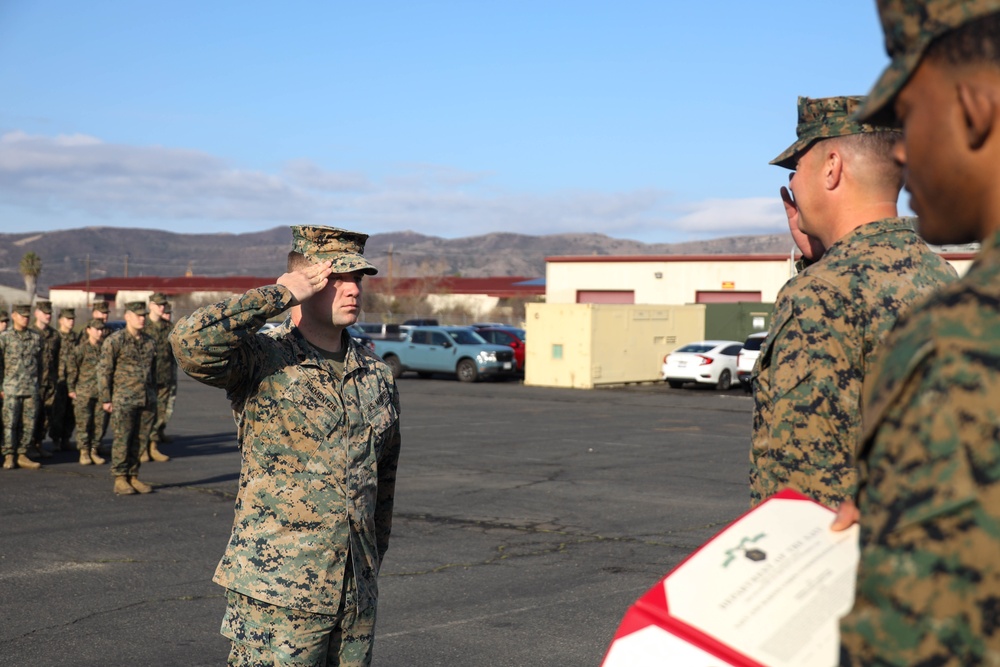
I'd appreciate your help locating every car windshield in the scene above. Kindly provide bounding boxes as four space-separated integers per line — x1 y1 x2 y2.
676 344 715 353
447 329 486 345
742 336 766 351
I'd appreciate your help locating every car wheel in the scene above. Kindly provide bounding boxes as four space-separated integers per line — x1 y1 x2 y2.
384 354 402 379
456 359 479 383
667 380 684 389
716 370 732 391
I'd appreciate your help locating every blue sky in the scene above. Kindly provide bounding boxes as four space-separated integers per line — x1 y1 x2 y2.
0 1 895 243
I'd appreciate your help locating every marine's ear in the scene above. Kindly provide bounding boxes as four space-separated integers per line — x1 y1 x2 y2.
956 76 997 151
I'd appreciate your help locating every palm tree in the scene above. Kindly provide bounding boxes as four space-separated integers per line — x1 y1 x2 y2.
20 251 42 299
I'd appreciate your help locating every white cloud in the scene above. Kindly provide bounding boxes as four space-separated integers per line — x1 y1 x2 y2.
0 131 785 242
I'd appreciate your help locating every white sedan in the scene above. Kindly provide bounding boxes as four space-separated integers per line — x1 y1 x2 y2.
661 340 744 390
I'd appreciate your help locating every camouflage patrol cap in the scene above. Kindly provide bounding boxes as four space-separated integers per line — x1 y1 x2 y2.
124 301 149 316
857 0 1000 124
162 302 173 313
92 300 110 313
149 292 169 305
0 309 8 322
13 304 31 316
35 300 53 314
290 225 378 275
770 96 892 170
85 318 106 330
59 307 76 319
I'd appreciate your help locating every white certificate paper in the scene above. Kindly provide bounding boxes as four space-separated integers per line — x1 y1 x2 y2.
602 490 859 667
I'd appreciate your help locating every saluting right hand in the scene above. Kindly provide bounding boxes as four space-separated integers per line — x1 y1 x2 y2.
277 260 334 306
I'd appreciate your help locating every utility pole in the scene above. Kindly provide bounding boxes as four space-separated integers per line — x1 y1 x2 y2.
124 254 129 278
85 254 91 307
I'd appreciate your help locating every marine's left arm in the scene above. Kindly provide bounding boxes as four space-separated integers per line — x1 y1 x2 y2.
374 383 402 564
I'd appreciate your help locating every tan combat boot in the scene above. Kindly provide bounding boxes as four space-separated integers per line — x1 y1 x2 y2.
139 445 150 463
16 454 41 470
114 476 136 495
128 476 153 494
148 442 170 462
89 448 106 465
79 449 93 465
2 455 14 469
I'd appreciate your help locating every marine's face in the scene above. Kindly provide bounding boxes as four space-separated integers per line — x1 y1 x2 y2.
893 57 980 245
0 320 7 332
148 301 164 319
787 144 823 237
11 312 28 330
34 309 51 327
59 316 74 332
302 270 364 329
87 326 104 345
125 310 146 333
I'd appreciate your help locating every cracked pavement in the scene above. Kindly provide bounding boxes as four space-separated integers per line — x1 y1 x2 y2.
0 372 752 666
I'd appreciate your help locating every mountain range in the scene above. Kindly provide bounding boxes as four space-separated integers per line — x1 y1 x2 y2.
0 227 795 294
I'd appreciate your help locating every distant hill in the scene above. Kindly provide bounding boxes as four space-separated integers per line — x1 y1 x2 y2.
0 227 794 294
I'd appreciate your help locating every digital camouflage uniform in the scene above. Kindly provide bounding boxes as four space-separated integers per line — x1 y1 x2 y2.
750 93 958 509
144 310 177 444
68 332 107 453
839 1 1000 664
32 312 61 448
0 325 43 457
750 218 956 508
99 319 156 478
54 310 81 448
171 226 400 667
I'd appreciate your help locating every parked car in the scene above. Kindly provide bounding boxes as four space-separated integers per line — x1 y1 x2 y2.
105 320 126 333
474 326 526 372
736 332 768 393
661 340 743 390
373 325 517 382
347 324 376 352
402 318 439 326
355 322 406 340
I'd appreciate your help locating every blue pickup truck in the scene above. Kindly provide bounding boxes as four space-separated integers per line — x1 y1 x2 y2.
373 326 517 382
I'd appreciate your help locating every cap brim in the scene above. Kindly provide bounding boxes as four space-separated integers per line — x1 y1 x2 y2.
770 137 817 171
855 49 922 126
315 252 379 276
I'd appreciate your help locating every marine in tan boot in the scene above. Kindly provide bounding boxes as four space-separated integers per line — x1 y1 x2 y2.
17 454 41 470
114 476 136 495
128 476 153 494
148 441 170 462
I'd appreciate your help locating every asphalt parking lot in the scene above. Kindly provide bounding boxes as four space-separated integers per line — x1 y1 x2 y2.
1 373 753 667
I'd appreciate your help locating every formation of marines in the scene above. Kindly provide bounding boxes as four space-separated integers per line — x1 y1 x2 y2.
0 294 179 494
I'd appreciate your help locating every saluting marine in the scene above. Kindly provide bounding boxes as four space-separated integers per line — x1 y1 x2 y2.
750 94 956 508
171 225 401 667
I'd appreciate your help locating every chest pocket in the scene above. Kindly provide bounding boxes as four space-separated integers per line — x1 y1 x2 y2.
363 381 399 452
250 367 344 473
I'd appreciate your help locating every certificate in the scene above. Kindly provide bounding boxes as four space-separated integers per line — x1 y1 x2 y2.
602 490 859 667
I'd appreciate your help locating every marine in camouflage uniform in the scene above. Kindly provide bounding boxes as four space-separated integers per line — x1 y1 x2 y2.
30 300 61 457
53 306 80 451
0 309 7 452
67 318 108 465
837 2 1000 664
99 301 157 495
141 292 176 462
170 226 401 667
0 304 43 469
750 95 957 508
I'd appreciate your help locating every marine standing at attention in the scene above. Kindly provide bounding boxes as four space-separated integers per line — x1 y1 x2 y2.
833 1 1000 663
171 225 401 667
0 304 43 470
750 95 956 508
99 301 157 496
67 318 108 466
